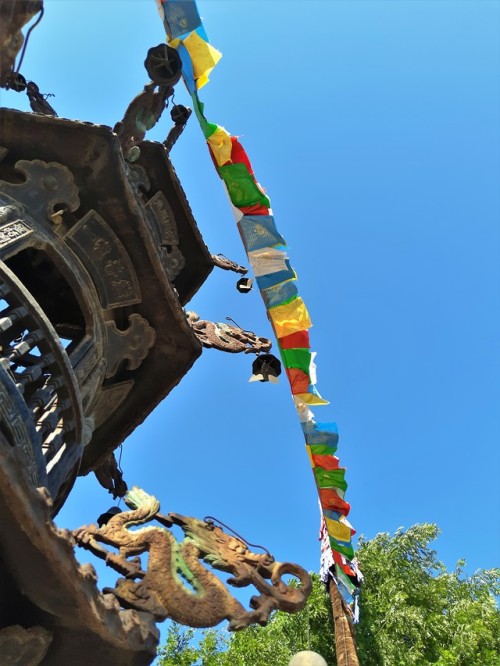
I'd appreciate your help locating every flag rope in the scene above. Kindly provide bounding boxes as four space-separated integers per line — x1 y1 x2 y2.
155 0 362 596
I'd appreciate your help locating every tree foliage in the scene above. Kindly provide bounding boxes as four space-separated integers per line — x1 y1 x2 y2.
157 524 500 666
356 524 499 666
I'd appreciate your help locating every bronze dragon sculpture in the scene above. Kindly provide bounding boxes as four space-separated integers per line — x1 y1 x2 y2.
73 487 311 630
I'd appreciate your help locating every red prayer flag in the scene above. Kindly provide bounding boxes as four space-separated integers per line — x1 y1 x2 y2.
286 368 310 394
312 454 341 471
230 137 254 173
333 550 358 575
210 136 256 172
319 488 351 516
239 203 270 216
279 330 311 349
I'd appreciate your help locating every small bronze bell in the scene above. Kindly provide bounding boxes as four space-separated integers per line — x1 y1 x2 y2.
170 104 192 126
144 44 182 86
97 506 122 528
236 277 253 293
251 353 282 382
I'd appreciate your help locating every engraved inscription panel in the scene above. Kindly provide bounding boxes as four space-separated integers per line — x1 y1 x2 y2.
66 210 141 309
145 192 185 280
0 220 33 249
145 191 179 245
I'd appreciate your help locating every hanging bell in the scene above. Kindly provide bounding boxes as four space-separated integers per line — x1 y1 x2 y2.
250 353 282 383
236 277 253 293
144 44 182 86
97 506 122 528
170 104 192 126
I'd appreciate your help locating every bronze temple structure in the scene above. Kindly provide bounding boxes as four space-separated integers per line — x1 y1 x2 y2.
0 2 311 664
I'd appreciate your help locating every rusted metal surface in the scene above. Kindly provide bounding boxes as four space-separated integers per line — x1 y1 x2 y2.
0 439 159 665
164 105 192 153
0 0 43 88
136 141 213 304
104 314 156 378
144 191 186 281
26 81 57 116
94 452 128 499
0 21 313 663
114 82 173 158
74 487 312 631
187 311 271 354
0 159 80 221
0 626 52 666
0 108 211 481
0 260 84 502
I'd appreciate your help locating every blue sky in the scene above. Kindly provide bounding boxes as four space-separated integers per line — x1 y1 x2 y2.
3 0 499 630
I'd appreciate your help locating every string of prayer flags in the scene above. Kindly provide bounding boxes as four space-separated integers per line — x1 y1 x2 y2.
319 515 363 619
155 0 362 595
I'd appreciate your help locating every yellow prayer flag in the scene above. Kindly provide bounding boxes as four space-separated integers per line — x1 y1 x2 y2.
325 516 352 543
295 392 329 406
182 31 222 89
207 127 232 166
268 297 312 338
197 73 210 89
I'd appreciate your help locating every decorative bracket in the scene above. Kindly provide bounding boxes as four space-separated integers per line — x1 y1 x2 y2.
73 487 311 631
105 314 156 378
114 82 172 159
186 311 271 354
211 253 248 275
0 159 80 221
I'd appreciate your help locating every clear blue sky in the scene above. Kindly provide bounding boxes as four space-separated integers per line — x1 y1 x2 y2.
3 0 499 621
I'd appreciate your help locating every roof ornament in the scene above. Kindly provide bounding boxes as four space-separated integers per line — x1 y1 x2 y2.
211 253 248 275
73 486 312 630
114 43 183 161
164 103 192 153
186 310 271 355
250 353 282 384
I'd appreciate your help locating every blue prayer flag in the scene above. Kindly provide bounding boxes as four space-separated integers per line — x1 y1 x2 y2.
238 215 286 252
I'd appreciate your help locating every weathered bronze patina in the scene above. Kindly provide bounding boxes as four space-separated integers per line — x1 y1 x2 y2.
74 487 311 631
0 4 312 663
0 0 43 88
211 253 249 275
187 311 272 354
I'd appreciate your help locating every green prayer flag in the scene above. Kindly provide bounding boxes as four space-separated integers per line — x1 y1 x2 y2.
330 537 355 561
190 92 217 138
335 564 357 594
314 467 348 492
309 444 338 456
282 348 312 374
218 163 271 208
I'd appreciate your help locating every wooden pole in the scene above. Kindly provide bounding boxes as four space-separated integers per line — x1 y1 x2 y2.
329 580 360 666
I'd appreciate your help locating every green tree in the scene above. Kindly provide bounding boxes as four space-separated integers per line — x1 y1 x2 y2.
356 524 499 666
157 524 500 666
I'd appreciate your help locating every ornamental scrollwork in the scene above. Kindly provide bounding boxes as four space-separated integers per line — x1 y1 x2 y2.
73 487 311 631
211 254 248 275
186 311 271 354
